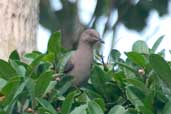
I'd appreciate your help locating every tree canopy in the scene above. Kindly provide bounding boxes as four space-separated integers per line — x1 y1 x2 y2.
39 0 170 49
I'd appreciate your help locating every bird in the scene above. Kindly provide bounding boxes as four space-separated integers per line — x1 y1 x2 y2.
64 29 104 86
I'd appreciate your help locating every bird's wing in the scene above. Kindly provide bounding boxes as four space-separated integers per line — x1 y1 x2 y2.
64 59 74 73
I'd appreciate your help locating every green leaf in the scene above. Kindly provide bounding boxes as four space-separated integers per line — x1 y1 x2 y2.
61 90 80 114
34 62 51 76
0 59 17 80
70 104 88 114
116 62 137 73
47 31 61 56
9 60 26 77
13 78 28 100
1 77 21 105
126 85 145 109
161 100 171 114
149 54 171 87
88 101 104 114
91 66 122 101
9 50 20 60
30 54 45 68
126 52 146 67
139 106 153 114
76 92 89 103
132 40 149 54
81 88 102 99
24 51 42 60
125 108 139 114
0 110 6 114
25 78 35 101
35 71 53 97
108 105 126 114
91 66 110 93
94 98 106 111
56 76 73 96
126 78 147 93
110 49 121 61
42 52 55 63
38 107 53 114
21 113 31 114
36 98 57 114
151 35 164 53
0 78 7 91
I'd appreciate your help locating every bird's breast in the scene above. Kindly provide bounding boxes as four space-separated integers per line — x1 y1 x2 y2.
73 49 93 73
70 48 93 85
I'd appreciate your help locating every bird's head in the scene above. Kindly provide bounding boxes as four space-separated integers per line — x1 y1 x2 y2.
80 29 104 46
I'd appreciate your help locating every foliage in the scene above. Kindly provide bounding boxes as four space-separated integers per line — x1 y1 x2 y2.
40 0 169 32
39 0 169 49
0 32 171 114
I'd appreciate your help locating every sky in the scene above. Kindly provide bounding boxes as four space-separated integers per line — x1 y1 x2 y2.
37 0 171 61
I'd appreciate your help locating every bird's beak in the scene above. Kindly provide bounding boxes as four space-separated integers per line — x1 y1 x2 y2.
98 38 104 44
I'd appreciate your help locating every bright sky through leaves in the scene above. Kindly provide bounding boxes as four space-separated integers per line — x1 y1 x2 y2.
37 0 171 61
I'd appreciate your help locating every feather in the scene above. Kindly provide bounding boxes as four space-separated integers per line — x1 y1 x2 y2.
63 60 74 73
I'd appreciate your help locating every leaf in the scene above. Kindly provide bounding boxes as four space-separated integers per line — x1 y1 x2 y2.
110 49 121 61
125 108 139 114
12 78 28 101
38 107 53 114
88 101 104 114
61 90 80 114
9 50 20 60
81 87 102 99
38 108 56 114
76 92 89 103
91 65 111 93
36 98 57 114
42 52 55 63
91 66 122 101
47 31 61 56
139 106 153 114
94 98 106 111
25 78 35 101
149 54 171 87
126 78 147 93
116 62 137 73
35 71 53 97
126 52 146 67
108 105 126 114
1 77 21 105
56 76 73 96
132 40 149 54
0 59 17 80
151 35 164 53
126 85 145 109
0 78 7 91
161 100 171 114
30 54 45 68
9 60 26 77
70 104 88 114
24 51 42 60
0 110 6 114
34 62 51 76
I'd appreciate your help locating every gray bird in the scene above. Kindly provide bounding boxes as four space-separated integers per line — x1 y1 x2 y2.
64 29 104 86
